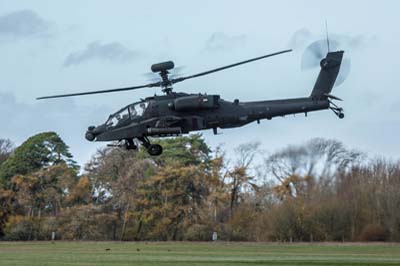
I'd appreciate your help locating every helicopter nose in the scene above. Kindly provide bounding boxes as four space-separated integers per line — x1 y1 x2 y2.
85 124 106 141
85 131 95 141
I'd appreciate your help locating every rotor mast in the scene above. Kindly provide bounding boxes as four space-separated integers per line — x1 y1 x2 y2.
151 61 175 94
159 70 173 94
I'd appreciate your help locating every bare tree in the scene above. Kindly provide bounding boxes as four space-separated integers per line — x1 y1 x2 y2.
264 138 362 198
227 142 260 215
0 139 14 165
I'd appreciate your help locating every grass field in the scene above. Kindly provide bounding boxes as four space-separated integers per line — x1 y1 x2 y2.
0 242 400 266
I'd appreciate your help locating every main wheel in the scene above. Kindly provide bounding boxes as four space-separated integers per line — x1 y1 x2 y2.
338 113 345 119
147 144 163 156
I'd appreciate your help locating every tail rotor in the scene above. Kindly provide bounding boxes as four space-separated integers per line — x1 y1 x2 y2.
301 30 351 88
301 25 350 119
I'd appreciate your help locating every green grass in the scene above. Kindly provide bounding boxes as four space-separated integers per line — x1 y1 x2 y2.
0 242 400 266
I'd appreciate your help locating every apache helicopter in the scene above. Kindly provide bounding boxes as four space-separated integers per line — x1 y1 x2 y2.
37 42 348 156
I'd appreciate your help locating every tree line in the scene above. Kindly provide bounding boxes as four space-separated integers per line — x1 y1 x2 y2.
0 132 399 241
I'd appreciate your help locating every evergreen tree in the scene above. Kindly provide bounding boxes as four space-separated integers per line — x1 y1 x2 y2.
138 134 211 166
0 132 77 188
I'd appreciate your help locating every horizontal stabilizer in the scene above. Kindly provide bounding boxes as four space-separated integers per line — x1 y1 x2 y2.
324 93 343 101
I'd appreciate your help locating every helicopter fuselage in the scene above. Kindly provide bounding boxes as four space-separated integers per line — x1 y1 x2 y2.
86 92 330 143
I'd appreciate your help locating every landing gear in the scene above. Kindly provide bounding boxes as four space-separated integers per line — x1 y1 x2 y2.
147 144 163 156
110 137 163 156
124 139 138 150
138 137 163 156
329 101 345 119
108 139 138 150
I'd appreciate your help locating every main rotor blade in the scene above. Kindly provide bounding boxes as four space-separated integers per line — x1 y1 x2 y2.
36 82 161 100
171 49 292 84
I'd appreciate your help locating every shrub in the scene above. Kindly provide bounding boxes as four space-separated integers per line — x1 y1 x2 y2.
3 216 33 240
185 224 213 241
359 224 389 241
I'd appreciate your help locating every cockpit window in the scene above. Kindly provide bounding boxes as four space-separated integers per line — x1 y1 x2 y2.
106 107 130 127
129 102 149 117
106 102 149 128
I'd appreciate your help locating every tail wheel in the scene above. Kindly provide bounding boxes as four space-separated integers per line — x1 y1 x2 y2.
147 144 163 156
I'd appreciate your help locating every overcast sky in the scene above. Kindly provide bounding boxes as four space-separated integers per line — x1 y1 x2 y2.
1 0 399 166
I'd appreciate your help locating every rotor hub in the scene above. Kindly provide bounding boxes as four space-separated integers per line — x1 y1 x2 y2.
150 61 176 94
151 61 175 73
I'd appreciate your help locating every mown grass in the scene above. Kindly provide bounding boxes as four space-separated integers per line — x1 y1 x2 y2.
0 242 399 266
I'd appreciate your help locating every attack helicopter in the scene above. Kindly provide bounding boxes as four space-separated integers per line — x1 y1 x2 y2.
37 42 348 156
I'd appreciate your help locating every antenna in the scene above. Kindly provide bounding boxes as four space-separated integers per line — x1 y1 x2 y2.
325 20 330 52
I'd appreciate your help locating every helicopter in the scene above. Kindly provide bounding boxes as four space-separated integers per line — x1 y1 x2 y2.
37 43 347 156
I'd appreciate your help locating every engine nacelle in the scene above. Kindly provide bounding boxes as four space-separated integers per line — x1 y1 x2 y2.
151 61 175 73
170 95 220 111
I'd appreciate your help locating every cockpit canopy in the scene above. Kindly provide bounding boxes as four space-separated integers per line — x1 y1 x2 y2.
106 101 149 127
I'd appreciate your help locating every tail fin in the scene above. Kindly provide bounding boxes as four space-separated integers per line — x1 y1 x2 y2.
310 51 344 100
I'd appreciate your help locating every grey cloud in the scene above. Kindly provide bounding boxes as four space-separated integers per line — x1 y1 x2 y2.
288 28 313 49
331 34 371 50
0 92 113 166
0 9 53 39
64 41 138 67
204 32 246 51
289 28 373 51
